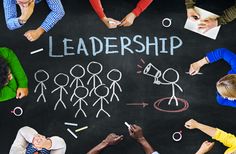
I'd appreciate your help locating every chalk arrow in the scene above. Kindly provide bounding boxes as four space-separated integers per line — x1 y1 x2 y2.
126 102 149 108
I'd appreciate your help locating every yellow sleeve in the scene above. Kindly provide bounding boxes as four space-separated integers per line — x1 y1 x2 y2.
213 128 236 148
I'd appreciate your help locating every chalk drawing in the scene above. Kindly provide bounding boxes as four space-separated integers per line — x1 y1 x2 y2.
34 69 49 102
107 69 122 102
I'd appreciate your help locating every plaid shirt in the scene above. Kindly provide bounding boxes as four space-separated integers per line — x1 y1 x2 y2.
26 143 50 154
3 0 65 32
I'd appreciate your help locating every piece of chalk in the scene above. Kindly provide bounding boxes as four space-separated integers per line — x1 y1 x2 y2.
75 126 88 132
185 72 203 75
30 48 44 54
108 21 116 24
64 122 78 127
67 128 78 139
124 122 131 129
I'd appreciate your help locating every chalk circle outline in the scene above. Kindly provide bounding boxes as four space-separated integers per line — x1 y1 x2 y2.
94 84 109 97
172 131 182 142
34 69 49 82
70 64 85 78
74 86 89 99
54 73 69 86
11 107 23 116
107 69 122 82
153 97 189 113
162 18 172 28
87 61 103 75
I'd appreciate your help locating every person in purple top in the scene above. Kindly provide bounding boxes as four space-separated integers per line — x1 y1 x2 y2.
189 48 236 108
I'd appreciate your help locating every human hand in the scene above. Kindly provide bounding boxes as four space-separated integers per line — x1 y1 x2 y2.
189 57 208 76
120 12 136 27
16 88 28 99
198 17 218 33
101 17 121 29
196 141 215 154
129 124 145 142
19 0 35 22
24 27 45 42
187 8 200 21
185 119 199 129
103 133 123 146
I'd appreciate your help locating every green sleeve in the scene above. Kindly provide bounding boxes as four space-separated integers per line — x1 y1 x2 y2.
218 2 236 25
185 0 196 9
0 47 28 88
0 79 17 102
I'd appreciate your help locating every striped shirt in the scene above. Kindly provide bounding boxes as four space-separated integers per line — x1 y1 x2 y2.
3 0 65 32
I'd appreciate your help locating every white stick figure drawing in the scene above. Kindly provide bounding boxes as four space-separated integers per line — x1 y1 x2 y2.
34 69 49 102
70 64 85 88
87 61 103 96
71 86 89 118
143 63 183 106
93 84 110 118
107 69 122 102
52 73 69 110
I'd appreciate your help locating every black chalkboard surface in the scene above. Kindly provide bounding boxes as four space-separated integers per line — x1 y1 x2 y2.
1 0 236 154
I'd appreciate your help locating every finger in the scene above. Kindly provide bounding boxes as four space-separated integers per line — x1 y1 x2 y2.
16 91 21 99
120 20 127 27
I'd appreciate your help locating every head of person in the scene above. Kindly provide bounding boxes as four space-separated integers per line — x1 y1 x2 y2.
216 74 236 100
32 134 48 148
16 0 34 8
0 58 11 88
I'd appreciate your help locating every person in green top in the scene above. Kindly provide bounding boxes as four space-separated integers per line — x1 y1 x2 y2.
185 0 236 33
0 47 28 102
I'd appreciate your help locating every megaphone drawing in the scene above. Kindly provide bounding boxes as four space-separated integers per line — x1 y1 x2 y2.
143 63 162 84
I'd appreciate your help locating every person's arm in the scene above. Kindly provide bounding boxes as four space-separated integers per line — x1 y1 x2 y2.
129 124 159 154
216 94 236 108
212 128 236 148
0 80 17 102
50 136 66 154
132 0 153 17
87 133 123 154
218 1 236 25
3 0 23 30
9 126 37 154
195 141 215 154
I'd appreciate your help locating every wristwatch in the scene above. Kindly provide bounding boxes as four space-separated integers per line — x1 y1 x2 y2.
18 18 26 25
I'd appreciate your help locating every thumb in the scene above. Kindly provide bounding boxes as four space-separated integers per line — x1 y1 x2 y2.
16 91 21 99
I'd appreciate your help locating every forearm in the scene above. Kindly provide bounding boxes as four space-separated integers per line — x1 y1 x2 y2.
218 2 236 25
89 0 106 19
138 137 155 154
87 141 108 154
185 0 196 9
196 123 217 138
132 0 153 17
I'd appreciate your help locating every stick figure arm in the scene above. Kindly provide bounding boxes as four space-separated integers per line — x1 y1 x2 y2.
42 84 47 90
116 83 122 92
175 84 183 92
82 100 88 106
51 87 60 93
87 76 93 85
93 98 101 106
104 98 110 104
96 76 103 85
62 88 68 94
34 83 41 93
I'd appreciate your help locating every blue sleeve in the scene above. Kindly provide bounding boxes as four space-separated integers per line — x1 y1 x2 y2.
40 0 65 32
206 48 236 72
216 93 236 108
3 0 23 30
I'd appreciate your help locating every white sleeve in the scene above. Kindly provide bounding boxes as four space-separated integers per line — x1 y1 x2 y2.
50 136 66 154
152 151 160 154
9 126 38 154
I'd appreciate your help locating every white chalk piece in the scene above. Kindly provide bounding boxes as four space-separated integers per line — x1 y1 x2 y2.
75 126 89 132
108 21 116 24
64 122 78 127
124 122 131 129
11 107 23 117
172 131 182 142
185 72 203 75
67 128 78 139
30 48 44 54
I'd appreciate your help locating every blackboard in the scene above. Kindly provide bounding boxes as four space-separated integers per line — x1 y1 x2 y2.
1 0 236 153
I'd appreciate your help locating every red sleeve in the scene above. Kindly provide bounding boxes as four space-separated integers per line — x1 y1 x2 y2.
132 0 153 17
89 0 106 19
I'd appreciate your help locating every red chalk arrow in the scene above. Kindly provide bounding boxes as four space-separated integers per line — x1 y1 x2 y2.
126 102 149 108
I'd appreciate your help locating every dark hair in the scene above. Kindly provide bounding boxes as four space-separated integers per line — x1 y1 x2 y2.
0 57 9 88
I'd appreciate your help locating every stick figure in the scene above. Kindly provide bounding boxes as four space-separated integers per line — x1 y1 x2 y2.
107 69 122 102
71 86 89 118
52 73 69 110
34 69 49 102
93 84 110 118
87 61 103 96
70 64 85 88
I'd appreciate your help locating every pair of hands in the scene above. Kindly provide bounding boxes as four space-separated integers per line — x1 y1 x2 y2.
101 12 136 29
102 124 144 146
18 1 44 42
185 119 214 154
187 8 218 33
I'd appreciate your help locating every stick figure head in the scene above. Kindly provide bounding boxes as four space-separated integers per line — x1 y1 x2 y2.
94 84 109 97
54 73 69 87
74 86 89 99
107 69 122 82
162 68 179 83
34 69 49 83
87 61 103 75
70 64 85 78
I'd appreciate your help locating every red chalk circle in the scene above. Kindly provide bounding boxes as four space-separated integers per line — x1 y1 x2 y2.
153 97 189 113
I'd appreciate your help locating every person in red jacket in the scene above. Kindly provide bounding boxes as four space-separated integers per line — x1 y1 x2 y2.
89 0 153 29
